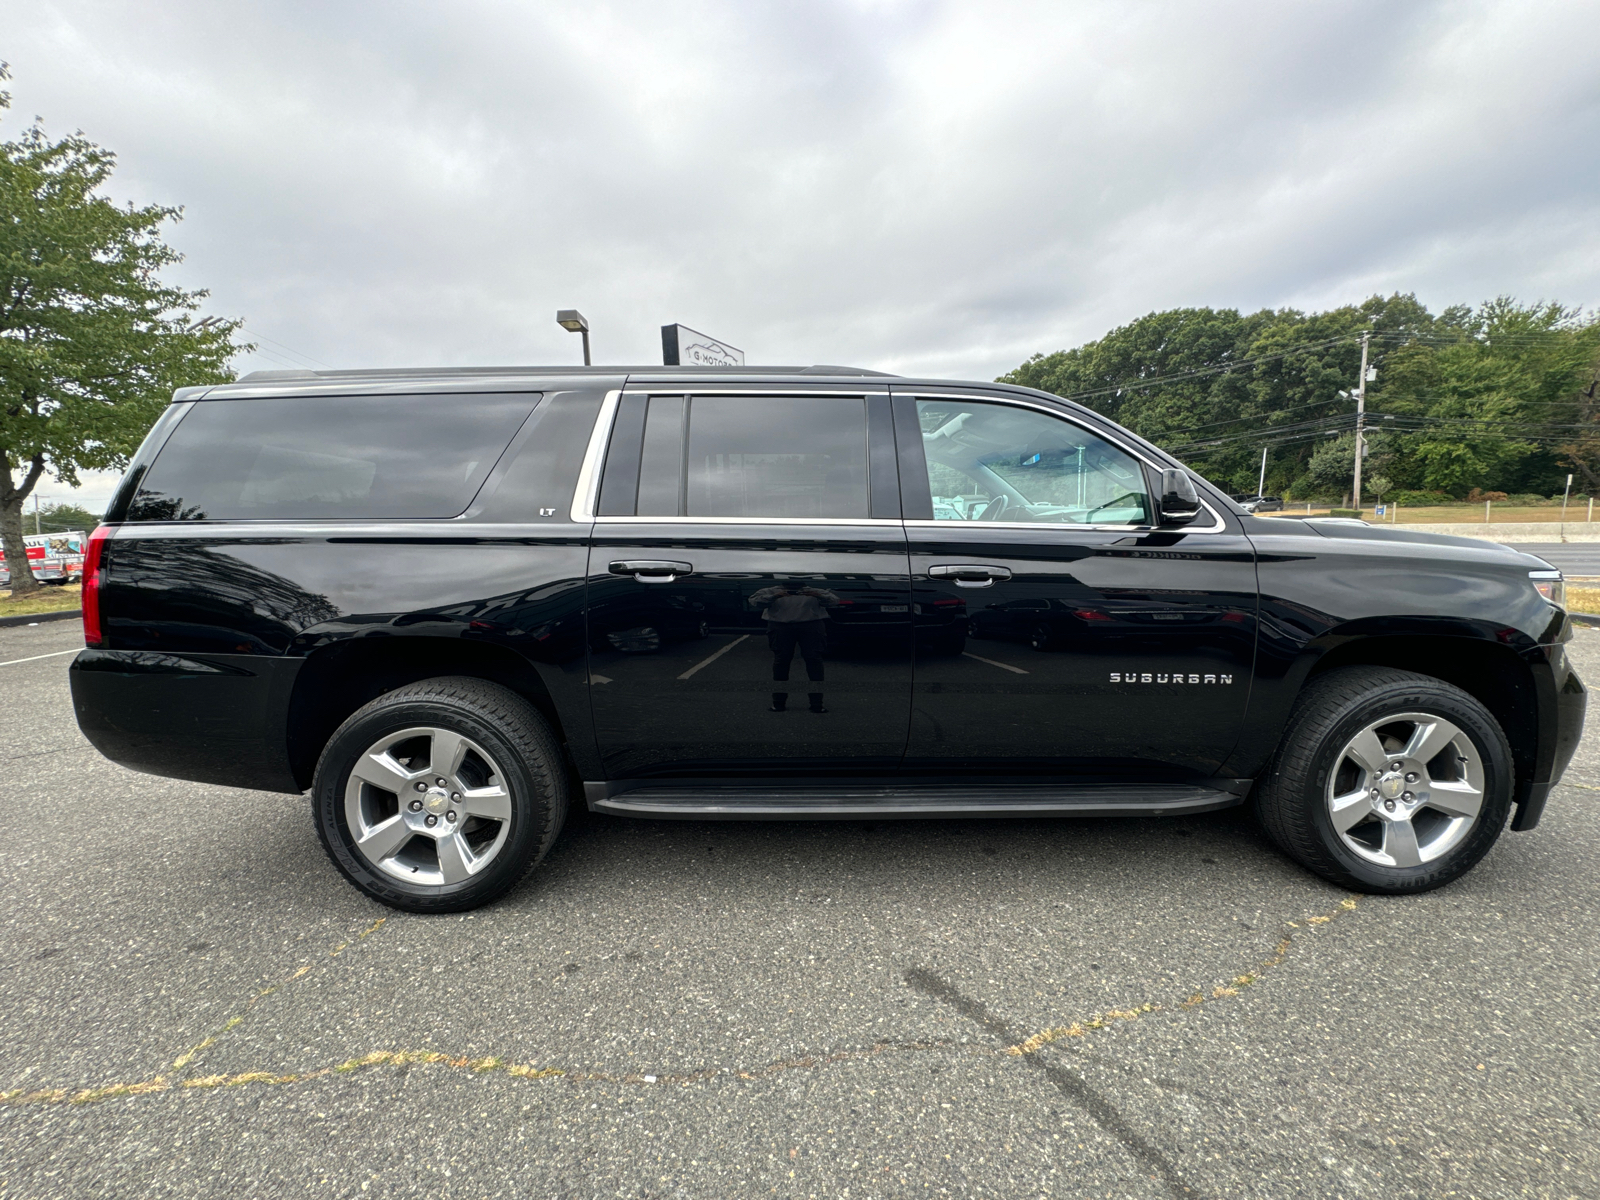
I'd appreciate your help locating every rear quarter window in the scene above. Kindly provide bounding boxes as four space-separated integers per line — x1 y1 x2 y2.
126 393 538 521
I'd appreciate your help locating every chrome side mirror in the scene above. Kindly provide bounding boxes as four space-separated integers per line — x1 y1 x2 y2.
1158 469 1202 526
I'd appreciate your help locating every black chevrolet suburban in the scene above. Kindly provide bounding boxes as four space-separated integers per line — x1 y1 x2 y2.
69 366 1586 912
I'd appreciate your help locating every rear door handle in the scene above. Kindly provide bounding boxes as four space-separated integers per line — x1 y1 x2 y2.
928 564 1012 588
609 559 692 583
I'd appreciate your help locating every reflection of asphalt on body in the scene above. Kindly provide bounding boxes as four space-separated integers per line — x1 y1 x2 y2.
4 616 1599 1197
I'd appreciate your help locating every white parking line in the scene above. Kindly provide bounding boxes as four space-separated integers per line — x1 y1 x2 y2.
0 648 80 668
678 634 750 680
961 651 1029 675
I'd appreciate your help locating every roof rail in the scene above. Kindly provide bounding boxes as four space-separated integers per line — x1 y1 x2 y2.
233 364 897 383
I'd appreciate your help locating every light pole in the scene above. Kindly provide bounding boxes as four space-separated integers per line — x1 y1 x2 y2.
556 310 590 366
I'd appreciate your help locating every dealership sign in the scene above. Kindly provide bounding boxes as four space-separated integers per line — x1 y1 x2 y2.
661 324 744 367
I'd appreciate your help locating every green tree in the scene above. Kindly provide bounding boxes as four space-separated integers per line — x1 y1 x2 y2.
1002 294 1599 502
34 501 101 533
0 64 243 594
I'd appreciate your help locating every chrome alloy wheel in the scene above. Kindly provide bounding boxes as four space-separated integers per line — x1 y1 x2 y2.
1325 711 1485 868
343 726 513 886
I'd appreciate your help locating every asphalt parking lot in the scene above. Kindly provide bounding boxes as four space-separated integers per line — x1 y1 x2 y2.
2 619 1597 1199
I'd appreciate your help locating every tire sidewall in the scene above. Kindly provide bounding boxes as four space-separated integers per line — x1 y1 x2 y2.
1300 682 1512 891
314 696 547 910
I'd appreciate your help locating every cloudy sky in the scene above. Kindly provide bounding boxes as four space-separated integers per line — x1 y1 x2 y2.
4 0 1599 510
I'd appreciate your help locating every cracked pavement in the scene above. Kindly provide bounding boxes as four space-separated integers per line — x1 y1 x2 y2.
1 618 1597 1198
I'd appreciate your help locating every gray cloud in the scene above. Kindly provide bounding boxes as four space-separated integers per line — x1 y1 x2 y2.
4 0 1598 509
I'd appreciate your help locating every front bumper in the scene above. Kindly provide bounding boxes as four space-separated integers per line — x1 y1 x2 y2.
1511 656 1586 832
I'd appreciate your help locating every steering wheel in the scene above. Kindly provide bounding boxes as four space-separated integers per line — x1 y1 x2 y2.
976 494 1010 522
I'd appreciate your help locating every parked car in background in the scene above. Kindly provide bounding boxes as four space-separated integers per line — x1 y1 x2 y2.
69 366 1583 913
1231 495 1284 513
0 531 88 586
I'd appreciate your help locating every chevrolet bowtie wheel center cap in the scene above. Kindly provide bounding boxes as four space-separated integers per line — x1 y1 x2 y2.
1378 772 1407 802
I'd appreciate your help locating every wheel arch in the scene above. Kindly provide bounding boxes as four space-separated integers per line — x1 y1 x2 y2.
1305 634 1538 823
286 637 572 790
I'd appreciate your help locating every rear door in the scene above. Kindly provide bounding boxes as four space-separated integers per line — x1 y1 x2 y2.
893 387 1259 782
583 386 914 780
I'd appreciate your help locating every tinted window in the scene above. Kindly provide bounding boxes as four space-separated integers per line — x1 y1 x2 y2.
127 393 537 521
636 395 686 516
915 399 1150 525
620 395 870 519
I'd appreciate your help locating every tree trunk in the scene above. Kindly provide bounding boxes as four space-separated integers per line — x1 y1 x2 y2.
0 492 40 597
1 454 46 598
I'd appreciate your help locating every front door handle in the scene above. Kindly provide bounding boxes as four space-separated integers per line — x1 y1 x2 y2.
928 564 1012 588
609 559 692 583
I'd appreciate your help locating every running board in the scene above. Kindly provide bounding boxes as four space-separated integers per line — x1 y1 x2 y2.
585 782 1244 821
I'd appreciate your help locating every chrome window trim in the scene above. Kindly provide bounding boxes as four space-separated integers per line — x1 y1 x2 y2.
619 388 890 398
898 389 1227 535
593 515 903 527
571 390 621 522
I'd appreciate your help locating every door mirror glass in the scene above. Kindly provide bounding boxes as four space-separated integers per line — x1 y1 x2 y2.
912 399 1151 526
1157 468 1202 526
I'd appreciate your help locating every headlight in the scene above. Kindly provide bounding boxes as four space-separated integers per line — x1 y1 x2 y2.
1530 571 1565 609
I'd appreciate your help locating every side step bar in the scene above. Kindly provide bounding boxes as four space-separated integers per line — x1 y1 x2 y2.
584 782 1245 821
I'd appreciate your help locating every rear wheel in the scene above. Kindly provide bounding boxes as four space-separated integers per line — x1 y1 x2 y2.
312 677 568 913
1255 667 1512 894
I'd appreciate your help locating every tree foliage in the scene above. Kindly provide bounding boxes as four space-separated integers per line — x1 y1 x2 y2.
1002 294 1600 503
0 64 245 591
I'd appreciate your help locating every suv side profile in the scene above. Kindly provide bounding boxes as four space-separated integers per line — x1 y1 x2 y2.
70 366 1585 912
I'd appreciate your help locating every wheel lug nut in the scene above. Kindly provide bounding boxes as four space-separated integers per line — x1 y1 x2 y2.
1370 788 1380 798
451 793 461 802
1384 799 1396 811
1405 772 1418 783
1403 791 1415 802
409 799 423 812
446 810 458 823
414 782 427 792
1390 762 1403 771
425 814 438 827
436 778 446 787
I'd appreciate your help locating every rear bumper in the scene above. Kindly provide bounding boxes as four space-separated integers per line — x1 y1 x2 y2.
70 650 303 794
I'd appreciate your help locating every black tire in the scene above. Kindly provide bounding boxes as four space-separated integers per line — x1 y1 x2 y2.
312 677 569 913
1029 623 1057 652
1255 667 1513 894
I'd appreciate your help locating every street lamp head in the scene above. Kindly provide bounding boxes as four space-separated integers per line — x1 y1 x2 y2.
555 309 589 333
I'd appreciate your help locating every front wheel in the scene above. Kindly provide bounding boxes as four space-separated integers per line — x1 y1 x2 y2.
312 677 568 913
1255 667 1513 894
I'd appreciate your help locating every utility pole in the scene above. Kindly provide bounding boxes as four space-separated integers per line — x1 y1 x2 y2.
1352 331 1371 511
1257 446 1267 498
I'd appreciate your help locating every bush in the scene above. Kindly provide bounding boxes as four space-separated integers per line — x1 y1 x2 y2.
1385 489 1452 507
1507 493 1550 506
1466 488 1509 503
1328 508 1361 519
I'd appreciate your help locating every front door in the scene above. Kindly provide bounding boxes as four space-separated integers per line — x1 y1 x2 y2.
585 388 913 780
892 388 1258 782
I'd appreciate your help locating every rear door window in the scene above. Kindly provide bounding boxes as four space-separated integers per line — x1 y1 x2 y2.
606 394 871 519
126 393 538 521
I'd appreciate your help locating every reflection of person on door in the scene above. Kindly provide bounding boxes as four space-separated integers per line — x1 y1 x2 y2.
750 582 839 713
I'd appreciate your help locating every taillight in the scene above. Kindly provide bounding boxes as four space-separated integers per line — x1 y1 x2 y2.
82 526 110 647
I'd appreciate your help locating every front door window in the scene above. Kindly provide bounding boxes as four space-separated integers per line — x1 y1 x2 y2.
914 399 1151 526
